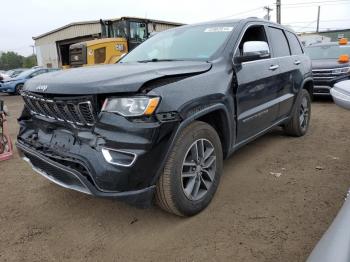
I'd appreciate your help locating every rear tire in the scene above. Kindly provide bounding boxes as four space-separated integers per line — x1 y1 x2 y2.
156 121 223 217
284 89 311 137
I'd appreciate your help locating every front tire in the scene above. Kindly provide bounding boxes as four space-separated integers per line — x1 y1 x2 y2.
15 84 24 95
156 121 223 216
284 89 311 137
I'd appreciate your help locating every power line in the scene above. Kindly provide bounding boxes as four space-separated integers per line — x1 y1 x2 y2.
286 18 350 24
282 2 350 8
215 6 265 20
281 0 350 6
292 20 317 30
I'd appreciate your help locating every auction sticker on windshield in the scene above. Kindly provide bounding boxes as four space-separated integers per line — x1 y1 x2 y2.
204 27 233 33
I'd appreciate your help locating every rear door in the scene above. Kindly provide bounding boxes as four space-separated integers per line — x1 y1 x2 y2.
284 31 306 115
234 24 281 142
266 27 297 119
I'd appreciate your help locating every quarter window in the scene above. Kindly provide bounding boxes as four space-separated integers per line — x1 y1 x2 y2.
269 27 290 57
286 31 303 55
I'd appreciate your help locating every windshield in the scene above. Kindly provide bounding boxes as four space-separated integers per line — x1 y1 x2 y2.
305 45 350 60
16 69 37 78
121 23 236 63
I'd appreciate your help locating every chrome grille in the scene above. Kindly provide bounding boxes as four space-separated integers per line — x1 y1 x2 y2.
22 93 96 126
312 69 335 81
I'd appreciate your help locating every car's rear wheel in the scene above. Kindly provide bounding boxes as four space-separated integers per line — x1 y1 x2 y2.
155 121 223 216
284 89 311 137
15 84 24 95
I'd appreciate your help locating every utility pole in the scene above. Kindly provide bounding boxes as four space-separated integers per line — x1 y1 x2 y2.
30 45 35 55
276 0 281 24
263 6 273 21
316 6 321 33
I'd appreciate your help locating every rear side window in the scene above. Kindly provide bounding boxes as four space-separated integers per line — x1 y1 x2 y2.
268 27 290 57
286 31 303 55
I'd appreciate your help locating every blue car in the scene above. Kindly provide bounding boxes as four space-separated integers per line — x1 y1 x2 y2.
0 68 60 95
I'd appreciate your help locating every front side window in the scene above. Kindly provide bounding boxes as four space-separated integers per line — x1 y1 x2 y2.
121 23 236 63
236 25 269 57
129 22 147 42
269 27 291 57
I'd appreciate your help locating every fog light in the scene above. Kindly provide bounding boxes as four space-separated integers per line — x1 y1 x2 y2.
101 148 137 167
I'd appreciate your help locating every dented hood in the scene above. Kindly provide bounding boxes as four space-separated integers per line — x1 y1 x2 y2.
24 61 212 95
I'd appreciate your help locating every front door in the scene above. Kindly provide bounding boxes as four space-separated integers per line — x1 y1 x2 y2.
234 24 280 142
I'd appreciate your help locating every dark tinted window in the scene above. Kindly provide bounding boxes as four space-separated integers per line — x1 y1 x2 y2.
269 27 290 57
94 47 106 64
286 31 303 55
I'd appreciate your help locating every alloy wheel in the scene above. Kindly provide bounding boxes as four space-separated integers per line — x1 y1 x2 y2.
299 96 309 130
181 139 216 201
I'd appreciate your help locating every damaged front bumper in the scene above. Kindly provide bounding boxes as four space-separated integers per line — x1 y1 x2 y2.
17 142 155 206
17 108 179 207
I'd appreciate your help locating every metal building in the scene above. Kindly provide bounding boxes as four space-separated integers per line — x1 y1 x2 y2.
33 17 183 68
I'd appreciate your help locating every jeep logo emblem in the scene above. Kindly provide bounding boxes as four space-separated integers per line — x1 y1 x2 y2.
36 85 48 92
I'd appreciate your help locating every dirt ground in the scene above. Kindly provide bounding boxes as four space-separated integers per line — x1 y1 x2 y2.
0 94 349 262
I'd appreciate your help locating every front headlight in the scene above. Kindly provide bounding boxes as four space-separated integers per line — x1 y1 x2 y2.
101 96 160 117
332 67 350 75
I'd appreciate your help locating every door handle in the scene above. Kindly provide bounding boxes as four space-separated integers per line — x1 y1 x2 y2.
294 60 301 65
269 65 279 71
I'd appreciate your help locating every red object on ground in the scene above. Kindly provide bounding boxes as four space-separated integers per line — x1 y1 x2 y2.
0 112 13 161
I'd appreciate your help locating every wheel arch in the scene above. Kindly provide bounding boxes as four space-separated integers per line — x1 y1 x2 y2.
301 78 314 99
195 108 232 159
152 104 234 185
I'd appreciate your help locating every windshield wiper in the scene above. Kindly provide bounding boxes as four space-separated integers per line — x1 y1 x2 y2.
137 58 185 63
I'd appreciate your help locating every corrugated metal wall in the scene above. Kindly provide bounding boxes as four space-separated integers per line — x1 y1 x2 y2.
35 23 101 67
149 22 180 33
35 23 101 45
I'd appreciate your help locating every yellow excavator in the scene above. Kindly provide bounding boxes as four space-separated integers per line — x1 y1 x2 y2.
68 17 182 68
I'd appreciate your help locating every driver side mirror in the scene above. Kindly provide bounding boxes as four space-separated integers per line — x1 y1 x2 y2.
235 41 270 63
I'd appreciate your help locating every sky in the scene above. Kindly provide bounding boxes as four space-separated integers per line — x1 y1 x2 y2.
1 0 350 56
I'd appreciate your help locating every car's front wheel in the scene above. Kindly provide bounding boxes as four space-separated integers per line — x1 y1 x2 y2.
15 84 24 95
156 121 223 216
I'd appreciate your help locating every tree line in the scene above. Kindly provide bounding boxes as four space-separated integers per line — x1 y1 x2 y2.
0 51 37 71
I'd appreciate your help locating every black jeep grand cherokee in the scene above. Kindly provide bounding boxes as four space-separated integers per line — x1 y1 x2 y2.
17 18 313 216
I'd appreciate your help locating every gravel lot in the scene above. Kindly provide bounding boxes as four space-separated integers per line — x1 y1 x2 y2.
0 94 349 262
